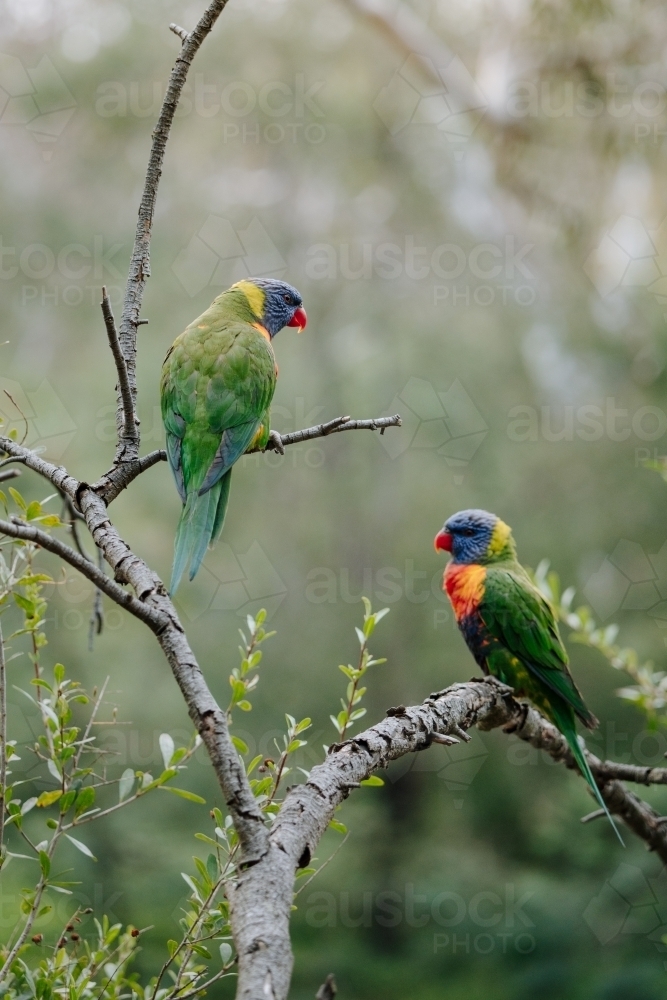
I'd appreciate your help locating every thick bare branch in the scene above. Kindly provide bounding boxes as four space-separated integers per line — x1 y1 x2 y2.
115 0 231 464
0 437 267 869
91 450 168 506
229 678 667 998
0 516 156 628
101 286 137 444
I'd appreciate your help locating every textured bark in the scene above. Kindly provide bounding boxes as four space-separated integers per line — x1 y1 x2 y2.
1 438 667 998
0 436 268 868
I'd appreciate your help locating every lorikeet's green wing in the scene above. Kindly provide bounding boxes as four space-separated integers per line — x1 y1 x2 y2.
160 317 277 592
480 565 597 729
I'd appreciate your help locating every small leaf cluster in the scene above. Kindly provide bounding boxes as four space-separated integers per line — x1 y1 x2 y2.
330 597 388 740
228 610 274 716
533 560 667 725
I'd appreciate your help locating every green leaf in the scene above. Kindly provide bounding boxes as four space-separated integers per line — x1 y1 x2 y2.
30 679 52 692
39 851 50 878
36 790 62 808
360 775 384 787
74 786 95 818
38 515 61 528
237 700 252 711
229 677 246 702
294 718 311 735
59 790 77 813
194 833 219 847
9 487 26 511
160 786 206 804
118 768 135 802
220 942 233 965
159 733 175 770
295 867 317 877
328 819 347 834
191 943 212 959
53 664 65 684
65 835 97 861
231 736 249 754
167 939 179 958
246 755 262 775
25 500 42 520
206 853 217 882
287 740 307 753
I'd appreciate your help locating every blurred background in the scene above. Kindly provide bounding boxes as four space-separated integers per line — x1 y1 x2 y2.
2 0 667 996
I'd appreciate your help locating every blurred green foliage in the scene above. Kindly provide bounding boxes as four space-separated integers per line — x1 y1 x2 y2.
2 0 667 996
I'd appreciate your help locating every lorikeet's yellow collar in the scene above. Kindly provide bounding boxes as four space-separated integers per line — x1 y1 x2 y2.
233 280 265 319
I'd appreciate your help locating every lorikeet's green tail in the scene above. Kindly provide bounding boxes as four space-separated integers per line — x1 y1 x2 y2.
549 698 624 846
170 471 232 595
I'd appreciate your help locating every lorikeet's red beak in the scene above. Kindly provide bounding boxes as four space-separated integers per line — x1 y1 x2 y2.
434 530 453 553
288 306 307 332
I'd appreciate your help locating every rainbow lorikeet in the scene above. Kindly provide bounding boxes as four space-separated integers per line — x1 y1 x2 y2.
161 278 307 594
434 509 623 844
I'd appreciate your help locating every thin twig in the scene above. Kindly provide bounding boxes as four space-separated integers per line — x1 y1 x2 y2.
114 0 231 465
170 23 191 43
0 469 20 484
92 414 402 504
101 286 137 444
88 546 105 651
264 414 402 452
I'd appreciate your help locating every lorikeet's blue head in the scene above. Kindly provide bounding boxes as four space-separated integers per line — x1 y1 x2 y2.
434 509 515 565
233 278 307 338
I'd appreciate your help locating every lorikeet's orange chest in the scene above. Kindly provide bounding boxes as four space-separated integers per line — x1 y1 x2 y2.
444 563 486 622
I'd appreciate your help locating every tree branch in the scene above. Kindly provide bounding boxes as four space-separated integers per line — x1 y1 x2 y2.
262 414 402 452
114 0 231 465
101 286 137 444
228 678 667 998
91 414 403 504
0 469 20 484
0 437 268 872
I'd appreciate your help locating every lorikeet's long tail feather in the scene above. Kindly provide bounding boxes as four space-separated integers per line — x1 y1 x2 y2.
170 470 232 594
549 698 625 846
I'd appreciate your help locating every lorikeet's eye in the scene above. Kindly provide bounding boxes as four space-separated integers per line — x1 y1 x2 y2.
462 528 474 536
283 294 291 303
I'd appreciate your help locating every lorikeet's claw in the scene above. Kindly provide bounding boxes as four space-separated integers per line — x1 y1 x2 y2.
265 429 285 455
502 702 529 734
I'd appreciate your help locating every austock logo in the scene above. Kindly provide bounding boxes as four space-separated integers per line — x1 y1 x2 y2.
0 377 76 459
584 215 667 314
388 732 488 807
583 538 667 627
584 862 667 965
174 540 287 622
379 376 487 483
373 53 487 148
172 215 286 297
0 54 76 160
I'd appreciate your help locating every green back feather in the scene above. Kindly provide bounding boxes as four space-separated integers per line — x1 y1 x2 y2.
161 288 277 591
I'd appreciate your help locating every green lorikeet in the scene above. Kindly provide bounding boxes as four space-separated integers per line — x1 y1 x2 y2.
434 509 623 844
161 278 307 594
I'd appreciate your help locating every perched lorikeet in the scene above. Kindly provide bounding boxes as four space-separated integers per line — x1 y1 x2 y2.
434 509 623 844
161 278 307 594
